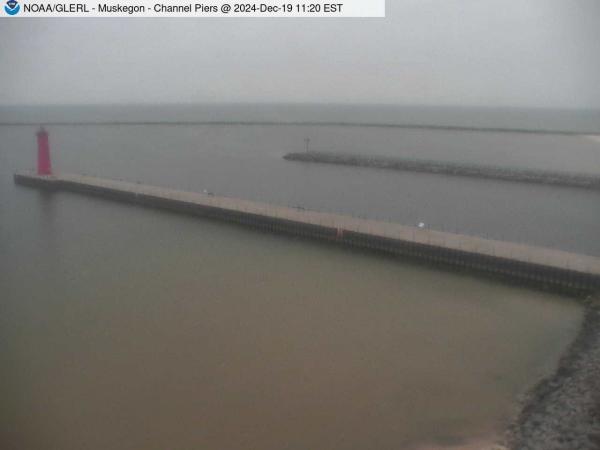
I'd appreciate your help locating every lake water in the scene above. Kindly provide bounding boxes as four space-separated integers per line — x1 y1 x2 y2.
0 123 592 449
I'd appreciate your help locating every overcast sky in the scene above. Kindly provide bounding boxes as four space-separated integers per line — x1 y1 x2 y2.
1 0 599 108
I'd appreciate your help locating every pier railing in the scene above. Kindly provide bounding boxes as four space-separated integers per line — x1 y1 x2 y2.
14 172 600 295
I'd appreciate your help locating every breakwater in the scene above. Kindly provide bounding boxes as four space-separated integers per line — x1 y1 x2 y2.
14 172 600 294
284 151 600 190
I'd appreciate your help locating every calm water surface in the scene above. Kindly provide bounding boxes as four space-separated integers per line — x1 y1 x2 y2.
5 123 599 254
0 124 590 449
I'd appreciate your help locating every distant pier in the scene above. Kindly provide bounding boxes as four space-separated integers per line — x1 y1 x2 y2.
284 151 600 190
14 172 600 294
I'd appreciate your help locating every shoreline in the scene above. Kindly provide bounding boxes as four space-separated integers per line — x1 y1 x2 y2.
505 294 600 449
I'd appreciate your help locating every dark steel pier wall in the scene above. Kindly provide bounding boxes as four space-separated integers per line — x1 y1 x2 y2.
14 173 600 295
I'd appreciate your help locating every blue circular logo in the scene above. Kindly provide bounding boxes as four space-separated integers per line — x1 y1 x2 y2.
5 0 20 15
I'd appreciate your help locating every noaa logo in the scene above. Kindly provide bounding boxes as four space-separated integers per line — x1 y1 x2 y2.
4 0 20 15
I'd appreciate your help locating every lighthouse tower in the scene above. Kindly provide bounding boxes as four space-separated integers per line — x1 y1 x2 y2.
37 127 52 176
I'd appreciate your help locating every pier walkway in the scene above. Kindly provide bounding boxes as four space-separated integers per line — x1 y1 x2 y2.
14 172 600 293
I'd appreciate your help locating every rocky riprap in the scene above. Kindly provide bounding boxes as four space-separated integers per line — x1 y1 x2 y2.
283 152 600 190
506 295 600 450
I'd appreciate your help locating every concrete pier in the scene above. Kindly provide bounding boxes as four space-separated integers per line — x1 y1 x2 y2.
14 172 600 294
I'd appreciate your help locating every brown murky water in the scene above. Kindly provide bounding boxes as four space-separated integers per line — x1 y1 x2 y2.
0 124 587 449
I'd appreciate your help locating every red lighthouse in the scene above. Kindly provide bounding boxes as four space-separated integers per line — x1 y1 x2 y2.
37 127 52 175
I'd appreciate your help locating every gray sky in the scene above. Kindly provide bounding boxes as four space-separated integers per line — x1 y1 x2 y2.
1 0 599 107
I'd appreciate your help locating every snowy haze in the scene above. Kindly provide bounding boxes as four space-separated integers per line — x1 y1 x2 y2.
1 0 599 108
